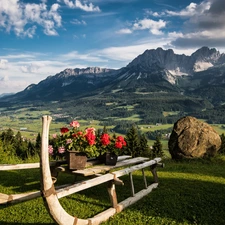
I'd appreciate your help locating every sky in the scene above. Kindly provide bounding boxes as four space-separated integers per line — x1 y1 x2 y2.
1 0 225 94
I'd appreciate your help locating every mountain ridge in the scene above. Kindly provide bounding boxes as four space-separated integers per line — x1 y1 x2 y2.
2 46 225 103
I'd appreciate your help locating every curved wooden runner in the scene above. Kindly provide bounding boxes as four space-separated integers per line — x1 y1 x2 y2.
39 115 162 225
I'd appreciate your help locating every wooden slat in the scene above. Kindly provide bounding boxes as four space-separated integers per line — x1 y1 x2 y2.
129 172 135 197
116 183 158 213
0 161 66 171
72 157 149 176
117 155 132 161
0 163 40 170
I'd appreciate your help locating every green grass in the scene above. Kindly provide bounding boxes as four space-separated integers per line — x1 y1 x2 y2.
1 156 225 224
139 124 173 132
115 114 141 122
211 124 225 135
1 105 225 141
163 111 180 117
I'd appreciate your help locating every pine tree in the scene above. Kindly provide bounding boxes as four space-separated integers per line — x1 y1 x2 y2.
125 125 140 157
151 136 164 159
28 141 36 157
35 133 41 155
102 126 108 134
139 134 149 156
0 139 7 163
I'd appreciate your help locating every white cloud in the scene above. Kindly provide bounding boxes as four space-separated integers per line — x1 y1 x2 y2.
49 3 62 27
116 28 132 34
133 18 166 35
0 75 9 82
0 53 36 59
20 62 46 73
166 1 210 17
60 51 108 62
70 19 87 25
0 59 8 69
63 0 101 12
0 57 72 94
168 32 184 38
0 73 30 94
0 0 61 37
116 18 166 36
145 10 165 17
95 39 170 62
152 12 160 17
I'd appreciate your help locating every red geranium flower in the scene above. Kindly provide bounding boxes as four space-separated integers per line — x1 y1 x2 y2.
60 127 69 134
100 133 110 146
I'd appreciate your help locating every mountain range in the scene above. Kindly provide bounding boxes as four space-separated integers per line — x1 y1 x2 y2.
2 46 225 102
2 46 225 124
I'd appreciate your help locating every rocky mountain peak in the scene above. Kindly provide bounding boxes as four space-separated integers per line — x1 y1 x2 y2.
191 46 220 62
126 46 223 77
128 48 177 69
56 67 113 78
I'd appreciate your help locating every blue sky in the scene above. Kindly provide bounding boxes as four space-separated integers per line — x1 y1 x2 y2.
0 0 225 94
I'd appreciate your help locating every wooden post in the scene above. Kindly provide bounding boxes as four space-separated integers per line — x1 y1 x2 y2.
107 181 118 208
150 164 158 183
141 168 148 189
129 172 135 197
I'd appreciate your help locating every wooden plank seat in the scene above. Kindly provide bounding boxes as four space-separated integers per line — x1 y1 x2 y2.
72 157 149 176
54 156 148 177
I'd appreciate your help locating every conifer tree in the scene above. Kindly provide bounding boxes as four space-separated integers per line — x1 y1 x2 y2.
102 126 108 134
0 129 16 157
15 131 22 142
125 125 140 157
139 134 149 156
0 139 7 163
28 141 36 157
35 133 41 154
151 136 164 159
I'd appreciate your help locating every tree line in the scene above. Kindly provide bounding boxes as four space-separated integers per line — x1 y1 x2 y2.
1 125 224 164
0 129 41 163
0 126 165 163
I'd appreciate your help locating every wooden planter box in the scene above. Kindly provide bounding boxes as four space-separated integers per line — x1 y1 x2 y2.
99 153 118 166
66 151 87 170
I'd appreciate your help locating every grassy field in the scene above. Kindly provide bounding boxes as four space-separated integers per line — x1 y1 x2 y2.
1 105 225 142
0 155 225 224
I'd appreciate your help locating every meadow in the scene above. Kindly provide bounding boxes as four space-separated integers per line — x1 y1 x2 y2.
0 156 225 224
1 107 225 148
1 107 225 224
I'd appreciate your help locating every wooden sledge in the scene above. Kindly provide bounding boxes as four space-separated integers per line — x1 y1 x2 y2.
40 115 163 225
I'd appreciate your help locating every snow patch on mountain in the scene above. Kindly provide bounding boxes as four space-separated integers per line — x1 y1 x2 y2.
165 71 176 84
168 67 188 76
62 81 73 87
193 61 213 72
